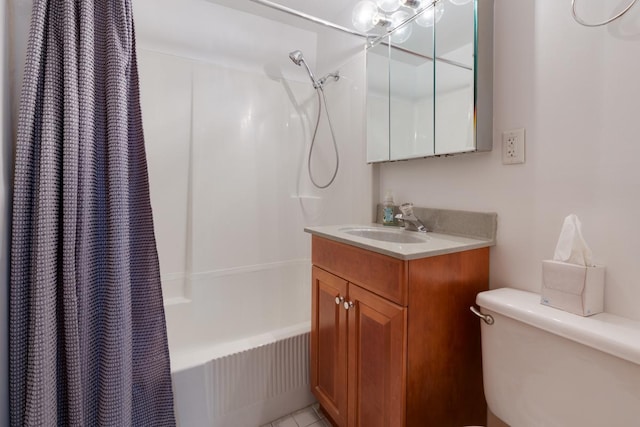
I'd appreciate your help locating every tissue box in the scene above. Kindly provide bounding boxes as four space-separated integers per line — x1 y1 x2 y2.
541 260 605 316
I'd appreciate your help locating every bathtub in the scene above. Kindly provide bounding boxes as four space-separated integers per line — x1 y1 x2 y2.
164 260 315 427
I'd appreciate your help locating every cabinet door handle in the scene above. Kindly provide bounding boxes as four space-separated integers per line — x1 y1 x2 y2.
343 301 354 310
335 296 345 305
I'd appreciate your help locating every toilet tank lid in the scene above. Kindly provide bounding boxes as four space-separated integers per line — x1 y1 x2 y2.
477 288 640 366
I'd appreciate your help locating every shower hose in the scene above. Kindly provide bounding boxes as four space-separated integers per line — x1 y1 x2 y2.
308 86 339 189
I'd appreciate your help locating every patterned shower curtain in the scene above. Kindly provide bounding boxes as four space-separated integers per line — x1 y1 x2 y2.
10 0 175 425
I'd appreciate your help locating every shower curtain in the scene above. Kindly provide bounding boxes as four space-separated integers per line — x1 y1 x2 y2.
10 0 175 425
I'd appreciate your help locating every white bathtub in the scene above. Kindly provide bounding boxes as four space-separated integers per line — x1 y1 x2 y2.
164 260 315 427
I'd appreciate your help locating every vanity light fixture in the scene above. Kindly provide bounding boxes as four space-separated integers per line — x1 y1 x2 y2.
352 0 469 41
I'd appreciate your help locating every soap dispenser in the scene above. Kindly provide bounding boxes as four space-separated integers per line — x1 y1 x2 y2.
383 190 395 226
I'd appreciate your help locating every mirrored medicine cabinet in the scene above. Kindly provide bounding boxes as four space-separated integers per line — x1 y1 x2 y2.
366 0 494 163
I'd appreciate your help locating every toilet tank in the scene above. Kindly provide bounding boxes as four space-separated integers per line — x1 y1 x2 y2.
476 288 640 427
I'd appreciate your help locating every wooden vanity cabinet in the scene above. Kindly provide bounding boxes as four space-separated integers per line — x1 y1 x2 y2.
310 235 489 427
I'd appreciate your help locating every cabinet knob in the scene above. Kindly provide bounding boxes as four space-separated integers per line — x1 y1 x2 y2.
335 296 345 305
343 301 354 310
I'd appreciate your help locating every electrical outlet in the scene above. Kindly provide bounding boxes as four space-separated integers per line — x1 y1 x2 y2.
502 128 525 165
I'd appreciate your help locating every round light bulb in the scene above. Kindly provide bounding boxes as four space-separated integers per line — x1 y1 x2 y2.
449 0 472 5
390 10 413 44
415 1 444 27
376 0 401 13
352 0 379 32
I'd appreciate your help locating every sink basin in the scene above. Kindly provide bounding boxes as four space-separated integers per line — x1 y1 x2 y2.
340 227 429 244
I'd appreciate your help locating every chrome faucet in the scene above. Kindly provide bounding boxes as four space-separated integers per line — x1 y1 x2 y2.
395 203 428 233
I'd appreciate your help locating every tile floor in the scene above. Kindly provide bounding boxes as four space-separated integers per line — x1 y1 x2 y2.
262 403 332 427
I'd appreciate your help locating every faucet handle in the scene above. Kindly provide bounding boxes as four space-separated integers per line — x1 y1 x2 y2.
399 202 416 219
400 203 417 219
397 204 428 233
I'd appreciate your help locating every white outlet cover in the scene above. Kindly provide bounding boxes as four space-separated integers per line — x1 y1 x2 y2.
502 128 525 165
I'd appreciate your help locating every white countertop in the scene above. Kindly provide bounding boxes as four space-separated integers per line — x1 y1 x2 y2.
304 223 494 260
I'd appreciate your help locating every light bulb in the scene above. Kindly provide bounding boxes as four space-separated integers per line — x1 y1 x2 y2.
449 0 472 5
390 10 413 44
416 1 444 27
352 0 379 32
376 0 401 13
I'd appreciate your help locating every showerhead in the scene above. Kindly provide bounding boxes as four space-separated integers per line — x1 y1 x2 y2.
289 50 304 66
288 49 318 88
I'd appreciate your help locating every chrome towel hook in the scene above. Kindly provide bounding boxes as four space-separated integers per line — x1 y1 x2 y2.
571 0 639 27
470 306 494 325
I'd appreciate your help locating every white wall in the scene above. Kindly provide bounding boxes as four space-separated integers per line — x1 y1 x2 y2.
378 0 640 321
1 0 10 422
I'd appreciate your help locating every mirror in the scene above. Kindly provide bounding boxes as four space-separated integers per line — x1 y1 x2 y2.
366 0 493 163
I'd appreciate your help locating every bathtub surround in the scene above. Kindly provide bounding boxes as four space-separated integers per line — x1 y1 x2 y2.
9 1 174 425
134 0 373 303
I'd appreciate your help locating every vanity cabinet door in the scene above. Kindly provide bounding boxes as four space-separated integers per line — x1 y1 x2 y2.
311 266 348 427
347 284 407 427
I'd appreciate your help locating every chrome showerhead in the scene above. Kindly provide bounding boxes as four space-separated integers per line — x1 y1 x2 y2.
288 49 319 88
289 50 304 66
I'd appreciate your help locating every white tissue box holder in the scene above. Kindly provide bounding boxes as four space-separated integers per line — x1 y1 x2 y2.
541 260 605 316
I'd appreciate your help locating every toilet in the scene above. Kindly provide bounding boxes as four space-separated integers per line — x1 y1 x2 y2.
475 288 640 427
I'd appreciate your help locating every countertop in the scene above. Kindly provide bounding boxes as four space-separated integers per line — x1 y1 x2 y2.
304 223 495 260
